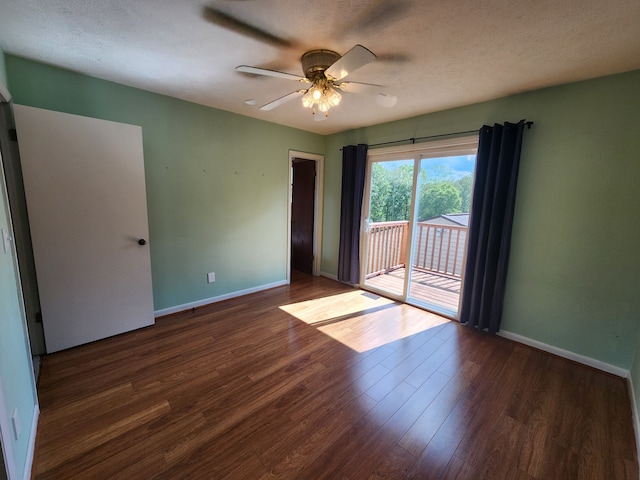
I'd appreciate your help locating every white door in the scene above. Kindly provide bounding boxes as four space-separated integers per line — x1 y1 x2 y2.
14 105 154 352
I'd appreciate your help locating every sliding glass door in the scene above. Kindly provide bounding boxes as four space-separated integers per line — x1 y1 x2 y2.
361 136 478 318
406 155 475 316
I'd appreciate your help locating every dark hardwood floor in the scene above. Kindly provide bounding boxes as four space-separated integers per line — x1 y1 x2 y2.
33 273 638 479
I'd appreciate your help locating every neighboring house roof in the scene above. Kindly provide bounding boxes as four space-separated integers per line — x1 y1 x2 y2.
423 213 470 227
442 213 469 226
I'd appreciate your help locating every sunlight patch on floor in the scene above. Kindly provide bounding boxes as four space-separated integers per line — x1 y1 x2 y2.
279 290 394 324
279 290 450 352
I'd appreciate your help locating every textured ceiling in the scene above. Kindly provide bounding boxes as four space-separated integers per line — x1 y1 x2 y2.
1 0 639 135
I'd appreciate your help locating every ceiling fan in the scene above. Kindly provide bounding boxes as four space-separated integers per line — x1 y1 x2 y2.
236 45 384 117
202 5 402 118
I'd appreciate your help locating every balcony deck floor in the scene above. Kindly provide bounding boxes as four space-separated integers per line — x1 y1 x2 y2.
365 267 461 316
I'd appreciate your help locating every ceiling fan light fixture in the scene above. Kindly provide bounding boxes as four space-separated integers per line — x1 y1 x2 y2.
301 77 341 116
301 92 314 108
328 88 341 107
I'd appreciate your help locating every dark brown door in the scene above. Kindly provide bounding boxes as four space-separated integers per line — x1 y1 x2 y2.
291 159 315 274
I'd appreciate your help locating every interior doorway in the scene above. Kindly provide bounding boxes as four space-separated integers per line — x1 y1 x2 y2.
288 150 324 281
291 159 315 274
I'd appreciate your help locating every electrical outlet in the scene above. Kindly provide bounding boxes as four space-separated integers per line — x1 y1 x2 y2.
207 272 216 283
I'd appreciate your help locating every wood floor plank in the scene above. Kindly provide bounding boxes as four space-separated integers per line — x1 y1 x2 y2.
35 400 171 474
339 371 452 479
366 444 416 479
288 356 389 425
31 272 639 479
164 400 299 479
453 344 531 466
405 396 479 479
37 382 134 428
164 361 327 465
366 333 449 401
458 415 528 479
258 393 379 478
503 348 552 424
398 360 480 456
302 382 417 480
403 333 461 389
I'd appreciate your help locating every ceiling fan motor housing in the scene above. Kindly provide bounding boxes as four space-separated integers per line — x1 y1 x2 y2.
301 50 340 80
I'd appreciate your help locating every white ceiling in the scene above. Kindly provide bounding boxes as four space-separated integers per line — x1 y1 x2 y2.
1 0 639 135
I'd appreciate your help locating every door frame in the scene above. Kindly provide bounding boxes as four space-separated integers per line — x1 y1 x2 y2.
287 150 324 281
0 87 36 480
0 85 15 480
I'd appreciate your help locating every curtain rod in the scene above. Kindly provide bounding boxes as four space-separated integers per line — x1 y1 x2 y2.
343 121 534 150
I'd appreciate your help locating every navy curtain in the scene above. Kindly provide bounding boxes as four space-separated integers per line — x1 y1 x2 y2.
337 144 368 284
460 120 526 333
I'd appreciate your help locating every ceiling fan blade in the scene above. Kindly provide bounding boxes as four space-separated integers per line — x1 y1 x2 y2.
336 82 397 107
376 93 398 108
349 0 412 33
336 81 384 94
236 65 307 82
260 90 305 111
203 6 295 48
325 45 376 82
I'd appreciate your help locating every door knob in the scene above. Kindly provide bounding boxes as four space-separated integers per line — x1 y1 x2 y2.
138 239 147 246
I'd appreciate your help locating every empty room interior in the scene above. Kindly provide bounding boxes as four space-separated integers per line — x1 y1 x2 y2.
1 1 640 479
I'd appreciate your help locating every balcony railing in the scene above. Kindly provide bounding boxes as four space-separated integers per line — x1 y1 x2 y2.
414 223 468 278
364 221 408 277
365 220 468 279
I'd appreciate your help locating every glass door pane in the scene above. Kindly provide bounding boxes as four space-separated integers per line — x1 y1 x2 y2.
362 159 414 298
407 155 476 317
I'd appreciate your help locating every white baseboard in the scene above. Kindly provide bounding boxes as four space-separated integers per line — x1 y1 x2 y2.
23 403 39 480
498 330 629 378
319 272 362 288
319 271 337 281
153 280 289 317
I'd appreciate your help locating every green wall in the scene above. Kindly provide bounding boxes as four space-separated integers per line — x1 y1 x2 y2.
324 70 640 369
0 47 38 480
6 55 324 312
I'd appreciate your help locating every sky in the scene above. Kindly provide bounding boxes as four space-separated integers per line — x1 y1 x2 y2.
380 155 476 181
